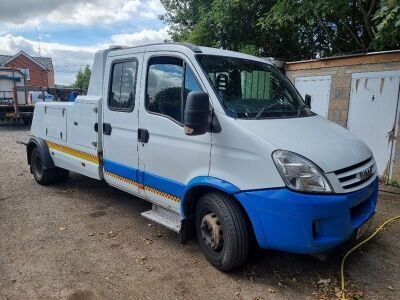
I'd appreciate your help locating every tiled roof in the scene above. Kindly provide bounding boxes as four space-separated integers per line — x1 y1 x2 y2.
0 54 53 69
0 55 11 66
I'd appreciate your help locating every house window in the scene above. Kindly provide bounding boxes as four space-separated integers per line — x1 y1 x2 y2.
21 69 30 80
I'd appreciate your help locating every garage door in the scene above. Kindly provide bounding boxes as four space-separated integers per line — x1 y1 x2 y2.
348 71 400 177
295 75 331 118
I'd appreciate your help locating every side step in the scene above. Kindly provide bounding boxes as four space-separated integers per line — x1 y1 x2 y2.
141 205 182 233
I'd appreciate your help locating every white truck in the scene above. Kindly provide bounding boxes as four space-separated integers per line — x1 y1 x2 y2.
26 43 378 270
28 91 54 104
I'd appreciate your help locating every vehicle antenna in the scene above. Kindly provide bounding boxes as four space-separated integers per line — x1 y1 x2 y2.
35 27 42 57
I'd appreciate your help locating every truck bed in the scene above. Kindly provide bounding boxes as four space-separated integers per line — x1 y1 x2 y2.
30 96 102 179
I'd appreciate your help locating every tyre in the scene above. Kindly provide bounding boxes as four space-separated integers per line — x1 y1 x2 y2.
30 147 56 185
55 168 69 182
195 192 249 271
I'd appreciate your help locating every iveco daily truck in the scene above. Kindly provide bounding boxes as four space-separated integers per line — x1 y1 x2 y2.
26 43 378 270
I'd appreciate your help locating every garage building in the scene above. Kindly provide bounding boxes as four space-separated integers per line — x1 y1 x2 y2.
286 50 400 183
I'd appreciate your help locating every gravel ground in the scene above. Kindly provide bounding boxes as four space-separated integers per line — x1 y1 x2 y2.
0 124 399 300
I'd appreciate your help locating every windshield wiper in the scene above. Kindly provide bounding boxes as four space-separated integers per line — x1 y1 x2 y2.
254 103 291 120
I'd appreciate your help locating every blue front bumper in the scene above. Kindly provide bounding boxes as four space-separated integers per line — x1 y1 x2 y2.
235 178 378 253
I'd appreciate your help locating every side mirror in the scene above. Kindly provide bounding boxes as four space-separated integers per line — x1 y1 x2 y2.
304 94 311 108
184 91 210 135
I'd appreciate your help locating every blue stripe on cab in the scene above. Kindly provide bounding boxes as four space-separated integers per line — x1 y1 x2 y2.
103 159 138 182
103 159 185 198
143 171 185 198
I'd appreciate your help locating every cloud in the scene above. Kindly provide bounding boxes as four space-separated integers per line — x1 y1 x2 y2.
0 34 96 56
46 0 141 26
111 27 170 46
0 26 170 85
0 0 73 25
141 0 165 19
0 0 159 26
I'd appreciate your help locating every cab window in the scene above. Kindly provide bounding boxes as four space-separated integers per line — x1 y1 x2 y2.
146 56 201 124
197 55 312 119
109 60 138 111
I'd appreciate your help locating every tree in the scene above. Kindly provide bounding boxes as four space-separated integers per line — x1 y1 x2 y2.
160 0 399 61
259 0 380 57
160 0 303 59
72 65 91 91
373 0 400 49
160 0 208 42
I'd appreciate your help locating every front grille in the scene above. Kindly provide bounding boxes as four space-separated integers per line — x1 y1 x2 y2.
334 158 376 190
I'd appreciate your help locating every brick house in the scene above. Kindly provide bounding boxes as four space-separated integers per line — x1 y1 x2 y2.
0 50 55 88
285 50 400 183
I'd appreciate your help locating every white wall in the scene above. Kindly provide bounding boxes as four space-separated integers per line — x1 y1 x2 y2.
0 70 25 104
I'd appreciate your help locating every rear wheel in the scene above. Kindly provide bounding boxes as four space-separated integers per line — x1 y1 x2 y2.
195 192 249 271
30 147 56 185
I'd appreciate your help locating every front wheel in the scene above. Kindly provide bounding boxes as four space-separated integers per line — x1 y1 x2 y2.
195 192 249 271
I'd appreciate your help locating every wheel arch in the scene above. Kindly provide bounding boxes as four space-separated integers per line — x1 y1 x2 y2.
181 176 241 218
27 137 55 169
180 177 257 245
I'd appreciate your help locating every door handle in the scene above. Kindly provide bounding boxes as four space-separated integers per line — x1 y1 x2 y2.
138 128 149 143
103 123 112 135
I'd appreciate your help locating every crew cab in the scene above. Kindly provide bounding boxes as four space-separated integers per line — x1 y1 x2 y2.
26 43 378 271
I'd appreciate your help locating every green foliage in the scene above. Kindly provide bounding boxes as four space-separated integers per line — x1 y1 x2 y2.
373 0 400 49
160 0 400 61
160 0 307 60
260 0 377 57
72 65 91 91
239 45 259 56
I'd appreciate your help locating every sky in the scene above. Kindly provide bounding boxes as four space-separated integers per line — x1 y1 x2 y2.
0 0 170 85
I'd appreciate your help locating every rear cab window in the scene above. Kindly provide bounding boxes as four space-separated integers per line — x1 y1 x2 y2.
108 60 138 112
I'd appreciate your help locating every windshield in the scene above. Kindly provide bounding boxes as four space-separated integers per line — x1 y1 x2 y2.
196 55 314 119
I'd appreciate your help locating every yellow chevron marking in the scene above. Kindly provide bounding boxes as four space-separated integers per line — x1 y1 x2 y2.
104 171 180 203
144 186 180 203
104 171 143 188
46 141 99 164
46 142 179 204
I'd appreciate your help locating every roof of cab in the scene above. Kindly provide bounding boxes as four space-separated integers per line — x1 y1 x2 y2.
108 42 201 54
107 42 272 64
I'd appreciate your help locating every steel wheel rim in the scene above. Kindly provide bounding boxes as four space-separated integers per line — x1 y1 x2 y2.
200 212 223 252
33 154 43 178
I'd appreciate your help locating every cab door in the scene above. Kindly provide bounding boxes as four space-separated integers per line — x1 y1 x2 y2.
102 53 143 196
137 53 212 212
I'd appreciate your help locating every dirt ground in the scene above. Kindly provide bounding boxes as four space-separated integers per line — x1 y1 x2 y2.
0 124 399 300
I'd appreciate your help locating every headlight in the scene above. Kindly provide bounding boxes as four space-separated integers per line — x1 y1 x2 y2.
272 150 332 193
